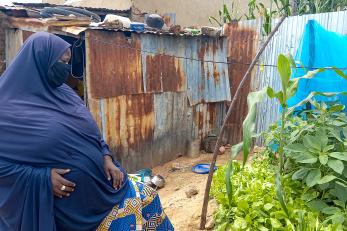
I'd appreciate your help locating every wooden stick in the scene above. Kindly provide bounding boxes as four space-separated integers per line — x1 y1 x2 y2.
199 15 287 230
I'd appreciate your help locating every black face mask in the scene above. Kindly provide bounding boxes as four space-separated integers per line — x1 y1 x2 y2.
47 62 71 88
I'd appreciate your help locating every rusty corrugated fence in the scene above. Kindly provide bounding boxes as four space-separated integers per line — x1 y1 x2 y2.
85 30 230 171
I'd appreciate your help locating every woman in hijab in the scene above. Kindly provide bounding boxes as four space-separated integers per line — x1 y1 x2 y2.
0 32 173 231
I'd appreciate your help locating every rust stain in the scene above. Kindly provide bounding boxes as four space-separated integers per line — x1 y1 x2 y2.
88 98 102 129
199 38 223 84
145 55 162 92
87 30 143 98
213 64 220 82
224 22 257 145
208 103 216 129
100 94 155 159
192 103 219 140
6 17 47 30
145 54 185 93
22 30 34 42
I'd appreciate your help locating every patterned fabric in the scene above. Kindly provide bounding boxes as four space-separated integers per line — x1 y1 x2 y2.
97 180 174 231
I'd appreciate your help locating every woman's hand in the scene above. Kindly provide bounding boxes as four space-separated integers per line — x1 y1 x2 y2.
51 169 76 198
103 155 124 189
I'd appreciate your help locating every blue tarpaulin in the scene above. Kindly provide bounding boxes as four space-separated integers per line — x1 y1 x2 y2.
288 20 347 110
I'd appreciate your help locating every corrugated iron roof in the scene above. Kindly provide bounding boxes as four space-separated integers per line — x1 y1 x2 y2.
1 5 224 38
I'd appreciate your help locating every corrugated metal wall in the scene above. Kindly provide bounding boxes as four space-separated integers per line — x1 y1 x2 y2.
220 11 347 145
85 30 230 171
223 21 260 145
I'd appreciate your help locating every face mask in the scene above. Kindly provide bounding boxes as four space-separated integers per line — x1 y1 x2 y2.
47 62 71 88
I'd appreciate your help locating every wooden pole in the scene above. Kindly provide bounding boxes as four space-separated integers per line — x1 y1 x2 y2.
199 15 287 230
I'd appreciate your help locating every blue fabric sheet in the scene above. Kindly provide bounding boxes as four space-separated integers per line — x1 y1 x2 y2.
288 20 347 110
0 32 129 231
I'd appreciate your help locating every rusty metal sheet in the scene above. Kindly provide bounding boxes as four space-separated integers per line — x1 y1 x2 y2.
153 92 191 164
88 94 155 171
86 30 143 99
223 22 258 145
88 90 227 171
192 102 225 141
5 16 48 31
141 34 186 93
22 30 33 41
185 36 231 106
87 98 102 130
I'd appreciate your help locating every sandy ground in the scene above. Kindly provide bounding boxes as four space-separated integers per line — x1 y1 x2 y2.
151 152 230 231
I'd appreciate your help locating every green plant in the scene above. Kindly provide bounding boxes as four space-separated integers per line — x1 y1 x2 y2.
244 0 290 35
296 0 347 14
219 53 347 230
264 102 347 226
245 0 347 35
245 0 257 20
212 157 344 230
209 4 236 27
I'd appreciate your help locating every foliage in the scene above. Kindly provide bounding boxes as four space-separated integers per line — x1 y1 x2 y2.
211 157 344 230
245 0 347 35
213 53 347 230
264 102 347 227
296 0 347 14
209 4 239 27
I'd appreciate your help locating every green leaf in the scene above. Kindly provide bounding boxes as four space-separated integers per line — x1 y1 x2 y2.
329 213 345 224
223 4 232 22
225 160 233 206
286 79 299 99
329 129 343 142
231 142 243 158
319 155 328 165
333 200 345 208
292 168 309 180
329 104 345 112
329 152 347 161
321 206 341 215
331 67 347 80
303 135 321 150
317 128 328 147
263 203 274 211
306 169 321 187
287 91 347 116
284 143 306 152
331 183 347 203
318 175 336 184
277 54 291 91
302 191 319 201
287 53 296 69
238 200 249 211
307 199 328 212
327 159 344 174
267 87 284 104
275 169 290 218
270 218 282 228
295 153 317 164
242 88 267 167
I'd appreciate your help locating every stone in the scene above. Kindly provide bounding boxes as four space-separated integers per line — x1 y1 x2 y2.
185 187 199 198
205 218 215 230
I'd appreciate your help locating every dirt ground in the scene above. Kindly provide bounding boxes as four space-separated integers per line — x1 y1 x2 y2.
151 152 230 231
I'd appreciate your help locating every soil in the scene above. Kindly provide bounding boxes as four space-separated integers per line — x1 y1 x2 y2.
151 152 230 231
